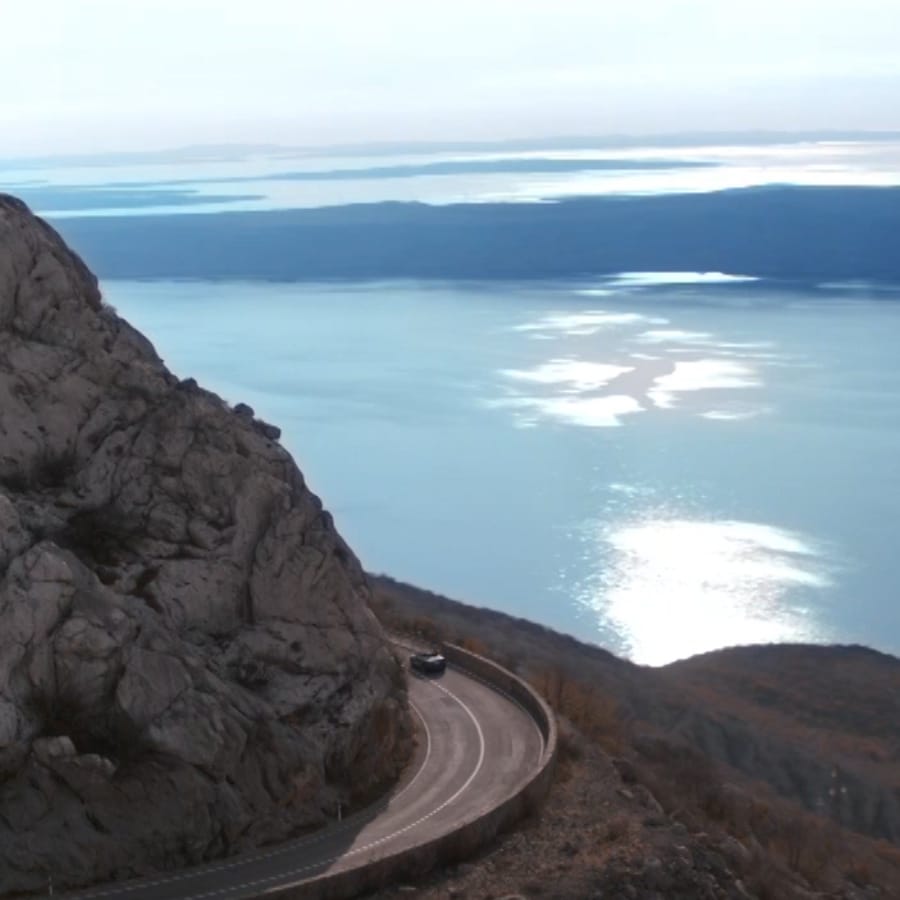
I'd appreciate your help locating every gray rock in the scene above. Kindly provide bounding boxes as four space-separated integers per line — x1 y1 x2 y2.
254 419 282 441
0 195 412 893
32 736 77 764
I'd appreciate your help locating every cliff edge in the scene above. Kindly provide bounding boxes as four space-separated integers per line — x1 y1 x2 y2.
0 195 411 893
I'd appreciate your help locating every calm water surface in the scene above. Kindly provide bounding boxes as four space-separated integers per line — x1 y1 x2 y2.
107 277 900 664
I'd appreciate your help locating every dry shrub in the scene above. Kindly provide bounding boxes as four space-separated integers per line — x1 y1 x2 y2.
771 814 840 884
602 815 633 843
634 742 727 827
742 846 795 900
632 740 864 893
457 635 491 657
845 857 873 887
528 666 627 753
875 839 900 866
405 615 442 644
557 718 585 762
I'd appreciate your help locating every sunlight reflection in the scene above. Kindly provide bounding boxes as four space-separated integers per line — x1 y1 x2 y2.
700 408 768 421
501 359 633 391
582 517 831 665
513 310 665 336
606 271 759 287
636 328 715 343
497 302 782 427
636 329 775 353
492 393 643 428
648 359 759 409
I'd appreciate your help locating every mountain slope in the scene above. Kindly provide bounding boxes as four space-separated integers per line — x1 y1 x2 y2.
0 195 411 893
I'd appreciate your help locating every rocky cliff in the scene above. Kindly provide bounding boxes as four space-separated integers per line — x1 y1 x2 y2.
0 195 412 893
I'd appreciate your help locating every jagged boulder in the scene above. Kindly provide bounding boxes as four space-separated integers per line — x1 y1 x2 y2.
0 195 412 893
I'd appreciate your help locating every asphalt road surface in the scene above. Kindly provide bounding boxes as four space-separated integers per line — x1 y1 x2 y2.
59 663 546 900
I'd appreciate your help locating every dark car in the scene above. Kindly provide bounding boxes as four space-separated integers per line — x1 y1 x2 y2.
410 651 447 675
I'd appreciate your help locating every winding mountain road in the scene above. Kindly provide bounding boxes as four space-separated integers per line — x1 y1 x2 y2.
59 662 546 900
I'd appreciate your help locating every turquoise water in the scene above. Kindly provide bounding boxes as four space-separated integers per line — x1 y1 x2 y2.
107 277 900 665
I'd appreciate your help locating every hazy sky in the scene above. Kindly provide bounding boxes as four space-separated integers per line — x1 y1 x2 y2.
2 0 899 155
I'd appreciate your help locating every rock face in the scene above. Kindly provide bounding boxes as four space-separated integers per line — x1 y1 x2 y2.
0 196 412 893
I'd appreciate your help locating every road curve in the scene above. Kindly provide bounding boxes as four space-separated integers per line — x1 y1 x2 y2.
58 662 546 900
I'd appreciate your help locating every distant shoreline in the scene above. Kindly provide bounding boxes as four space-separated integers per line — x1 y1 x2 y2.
5 128 900 169
41 185 900 284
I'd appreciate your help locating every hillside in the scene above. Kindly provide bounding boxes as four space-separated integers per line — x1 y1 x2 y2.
370 575 900 898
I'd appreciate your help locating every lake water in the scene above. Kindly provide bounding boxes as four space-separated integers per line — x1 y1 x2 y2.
106 276 900 665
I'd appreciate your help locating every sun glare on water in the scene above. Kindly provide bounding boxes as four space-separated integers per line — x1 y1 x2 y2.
580 517 833 666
